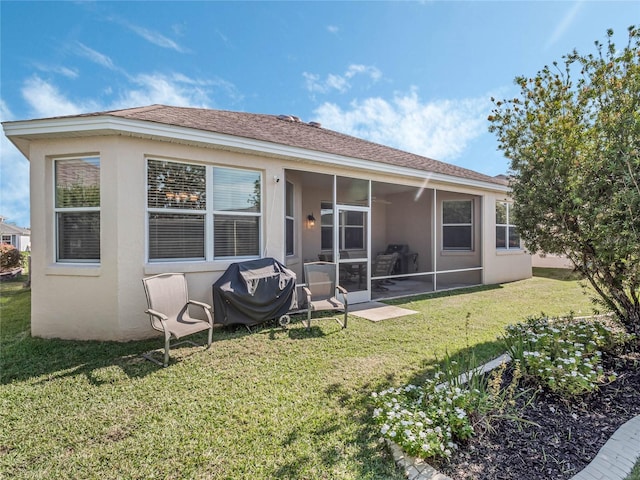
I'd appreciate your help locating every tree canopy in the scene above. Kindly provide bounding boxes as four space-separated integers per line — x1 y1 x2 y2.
488 27 640 336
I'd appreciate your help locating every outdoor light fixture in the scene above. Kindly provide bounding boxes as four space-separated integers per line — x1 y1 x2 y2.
307 213 316 228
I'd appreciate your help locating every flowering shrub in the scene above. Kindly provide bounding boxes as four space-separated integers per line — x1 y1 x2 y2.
371 372 476 461
0 243 21 271
503 315 634 396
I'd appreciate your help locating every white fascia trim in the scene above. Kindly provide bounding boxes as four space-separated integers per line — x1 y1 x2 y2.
4 116 510 193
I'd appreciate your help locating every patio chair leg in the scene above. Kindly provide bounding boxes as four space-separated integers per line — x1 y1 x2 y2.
164 336 171 367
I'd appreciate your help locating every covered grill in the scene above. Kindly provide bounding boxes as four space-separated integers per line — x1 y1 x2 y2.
212 257 297 327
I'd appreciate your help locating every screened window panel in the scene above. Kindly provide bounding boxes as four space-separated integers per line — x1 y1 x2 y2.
443 226 472 250
443 200 472 224
214 215 259 257
148 213 205 260
344 227 364 249
147 159 206 210
212 167 261 213
496 226 507 249
286 218 294 256
57 212 100 261
336 176 369 206
321 227 333 250
55 158 100 208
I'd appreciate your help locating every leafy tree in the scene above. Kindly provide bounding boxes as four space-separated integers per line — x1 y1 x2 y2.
488 27 640 336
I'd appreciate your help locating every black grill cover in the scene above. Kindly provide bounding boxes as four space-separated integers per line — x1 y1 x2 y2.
212 258 297 326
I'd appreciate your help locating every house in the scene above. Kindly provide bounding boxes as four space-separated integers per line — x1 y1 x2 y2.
0 216 31 251
2 104 531 341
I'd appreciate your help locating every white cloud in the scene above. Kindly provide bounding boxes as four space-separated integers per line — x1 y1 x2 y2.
21 76 100 117
33 63 79 79
114 72 241 108
126 23 187 53
312 87 489 161
545 0 584 50
303 64 382 94
75 42 117 70
327 25 339 35
0 100 30 227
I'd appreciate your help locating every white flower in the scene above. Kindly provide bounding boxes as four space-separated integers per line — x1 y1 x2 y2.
421 444 430 451
381 424 390 435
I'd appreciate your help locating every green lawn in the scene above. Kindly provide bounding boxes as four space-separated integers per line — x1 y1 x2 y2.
1 271 596 479
627 458 640 480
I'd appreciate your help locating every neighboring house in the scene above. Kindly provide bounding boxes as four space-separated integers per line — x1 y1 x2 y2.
2 105 531 341
0 215 30 251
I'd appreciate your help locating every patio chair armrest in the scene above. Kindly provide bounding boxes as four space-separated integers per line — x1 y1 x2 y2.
145 309 168 322
188 299 212 310
187 300 214 326
336 285 348 296
302 286 312 302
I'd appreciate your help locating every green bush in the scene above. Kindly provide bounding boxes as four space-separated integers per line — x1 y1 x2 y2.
0 244 21 271
503 315 634 396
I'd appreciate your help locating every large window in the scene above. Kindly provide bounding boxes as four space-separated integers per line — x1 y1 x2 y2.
54 157 100 262
147 160 206 260
442 200 473 251
147 159 261 261
212 167 261 258
285 181 294 256
496 202 521 249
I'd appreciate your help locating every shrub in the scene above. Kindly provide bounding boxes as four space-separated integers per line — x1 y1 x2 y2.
371 376 476 460
0 244 21 271
503 315 634 396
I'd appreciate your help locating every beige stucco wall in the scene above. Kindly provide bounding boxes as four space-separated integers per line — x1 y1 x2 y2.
25 132 532 341
481 191 532 285
29 135 286 340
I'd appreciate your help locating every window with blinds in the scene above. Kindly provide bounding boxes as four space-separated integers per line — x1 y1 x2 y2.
146 159 262 262
54 157 100 262
212 167 261 259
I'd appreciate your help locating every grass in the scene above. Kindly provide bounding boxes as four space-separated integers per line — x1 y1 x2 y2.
627 458 640 480
1 271 596 479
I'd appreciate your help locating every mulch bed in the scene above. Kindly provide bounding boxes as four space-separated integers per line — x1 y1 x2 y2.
435 350 640 480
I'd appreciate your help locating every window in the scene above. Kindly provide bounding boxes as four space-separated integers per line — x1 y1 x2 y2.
212 167 261 258
320 202 333 250
285 181 294 256
442 200 473 250
147 159 206 260
147 159 261 261
496 202 521 249
54 157 100 262
341 210 365 250
2 235 13 245
320 203 365 251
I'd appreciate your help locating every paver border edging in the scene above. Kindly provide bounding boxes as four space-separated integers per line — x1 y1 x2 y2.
383 352 640 480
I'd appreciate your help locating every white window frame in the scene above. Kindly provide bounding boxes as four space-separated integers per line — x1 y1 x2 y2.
146 158 262 263
53 156 101 264
442 199 473 251
496 201 521 250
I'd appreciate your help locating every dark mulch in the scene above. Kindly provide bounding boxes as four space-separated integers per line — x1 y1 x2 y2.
436 350 640 480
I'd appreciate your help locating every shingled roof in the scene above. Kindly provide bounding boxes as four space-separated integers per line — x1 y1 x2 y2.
51 104 508 186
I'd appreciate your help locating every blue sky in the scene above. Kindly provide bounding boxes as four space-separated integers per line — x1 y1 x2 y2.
1 1 636 228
